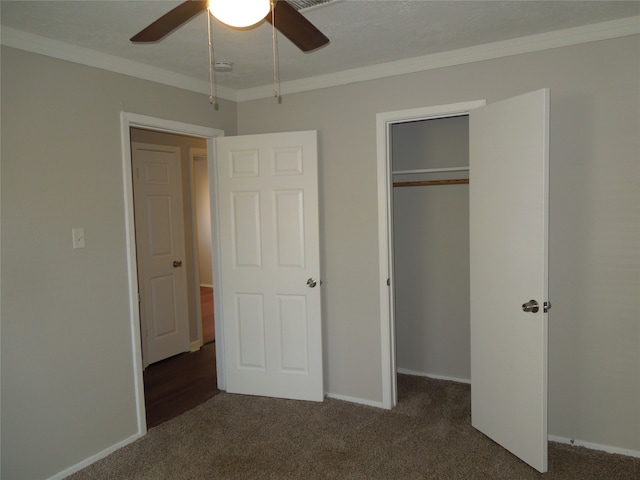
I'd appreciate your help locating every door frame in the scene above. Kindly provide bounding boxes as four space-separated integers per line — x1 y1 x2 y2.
375 99 486 409
120 112 225 434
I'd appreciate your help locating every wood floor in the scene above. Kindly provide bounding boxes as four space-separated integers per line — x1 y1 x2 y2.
200 286 215 344
143 286 218 428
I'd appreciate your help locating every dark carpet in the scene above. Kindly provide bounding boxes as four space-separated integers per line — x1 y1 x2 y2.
68 375 639 479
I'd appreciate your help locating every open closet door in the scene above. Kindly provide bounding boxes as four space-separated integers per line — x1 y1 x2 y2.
216 131 323 402
469 89 549 472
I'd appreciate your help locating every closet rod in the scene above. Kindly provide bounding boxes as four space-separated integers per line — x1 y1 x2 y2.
394 178 469 188
392 166 469 175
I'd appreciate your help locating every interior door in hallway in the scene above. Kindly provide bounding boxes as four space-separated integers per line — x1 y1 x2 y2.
132 142 190 366
216 131 323 402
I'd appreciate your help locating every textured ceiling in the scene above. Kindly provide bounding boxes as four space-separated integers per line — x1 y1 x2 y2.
2 1 639 92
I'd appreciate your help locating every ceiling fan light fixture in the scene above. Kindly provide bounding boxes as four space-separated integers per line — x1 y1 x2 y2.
209 0 271 28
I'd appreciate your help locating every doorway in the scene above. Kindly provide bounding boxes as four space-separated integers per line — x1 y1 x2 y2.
375 100 486 409
130 128 217 426
391 114 471 388
377 92 550 472
120 113 226 434
122 116 324 431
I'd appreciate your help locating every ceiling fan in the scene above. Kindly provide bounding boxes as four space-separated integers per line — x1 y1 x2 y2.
130 0 330 52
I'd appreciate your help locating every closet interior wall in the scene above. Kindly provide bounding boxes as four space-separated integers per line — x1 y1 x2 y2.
392 115 471 382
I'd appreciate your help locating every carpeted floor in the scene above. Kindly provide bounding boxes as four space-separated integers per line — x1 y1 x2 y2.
68 375 639 479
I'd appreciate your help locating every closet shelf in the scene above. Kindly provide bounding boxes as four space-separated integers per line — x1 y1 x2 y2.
394 179 469 188
392 166 469 175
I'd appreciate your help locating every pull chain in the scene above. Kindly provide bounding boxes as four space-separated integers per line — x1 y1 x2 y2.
207 11 219 110
271 0 281 103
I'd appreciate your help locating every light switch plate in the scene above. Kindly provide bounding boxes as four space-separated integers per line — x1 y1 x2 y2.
72 228 85 249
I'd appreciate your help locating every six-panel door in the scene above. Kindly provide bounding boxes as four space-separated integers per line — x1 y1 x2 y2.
216 131 323 401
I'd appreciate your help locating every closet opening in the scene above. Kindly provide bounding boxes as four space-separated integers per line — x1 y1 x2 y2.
379 94 549 471
390 114 471 398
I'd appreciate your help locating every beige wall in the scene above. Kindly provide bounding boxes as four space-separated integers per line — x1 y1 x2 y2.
2 33 639 479
1 47 236 479
238 36 640 452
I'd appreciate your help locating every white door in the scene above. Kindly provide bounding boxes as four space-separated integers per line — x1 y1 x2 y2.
216 131 323 401
469 89 549 472
132 142 190 366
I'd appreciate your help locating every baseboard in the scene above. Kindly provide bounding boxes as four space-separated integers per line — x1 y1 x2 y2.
327 370 471 410
199 283 214 288
47 432 144 480
397 368 471 385
190 340 202 352
326 392 386 409
548 435 640 459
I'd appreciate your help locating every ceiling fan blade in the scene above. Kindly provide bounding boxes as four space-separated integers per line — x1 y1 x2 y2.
130 0 208 43
266 1 329 52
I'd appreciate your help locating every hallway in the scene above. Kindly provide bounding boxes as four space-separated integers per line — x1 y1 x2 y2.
143 287 218 427
143 343 218 428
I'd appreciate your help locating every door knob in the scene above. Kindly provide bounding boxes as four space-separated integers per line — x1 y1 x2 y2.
522 299 539 313
173 260 183 268
307 278 317 288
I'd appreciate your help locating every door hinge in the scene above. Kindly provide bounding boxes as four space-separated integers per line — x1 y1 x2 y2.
543 301 551 313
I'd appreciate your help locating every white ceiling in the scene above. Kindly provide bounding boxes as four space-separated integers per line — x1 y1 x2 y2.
2 1 639 99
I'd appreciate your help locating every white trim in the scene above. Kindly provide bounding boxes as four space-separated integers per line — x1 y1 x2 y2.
119 113 148 434
46 432 143 480
206 135 227 391
376 100 486 411
2 17 638 102
123 113 221 138
326 393 385 410
190 340 202 352
200 283 214 288
548 435 640 459
376 111 395 410
120 113 225 447
396 368 471 385
235 16 640 101
0 27 237 102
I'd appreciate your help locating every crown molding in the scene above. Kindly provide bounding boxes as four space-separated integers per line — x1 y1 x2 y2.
236 15 640 102
0 26 238 102
2 16 638 104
